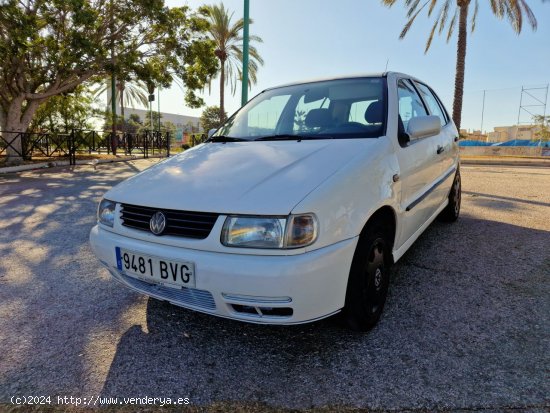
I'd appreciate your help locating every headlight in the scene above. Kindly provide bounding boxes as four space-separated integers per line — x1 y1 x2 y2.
221 214 318 249
97 198 116 227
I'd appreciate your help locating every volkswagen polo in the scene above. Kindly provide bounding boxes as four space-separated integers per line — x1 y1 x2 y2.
90 72 461 331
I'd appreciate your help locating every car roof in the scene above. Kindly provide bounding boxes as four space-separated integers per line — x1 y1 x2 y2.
261 72 423 92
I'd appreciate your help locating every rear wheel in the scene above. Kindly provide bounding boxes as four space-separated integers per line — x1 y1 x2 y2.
438 168 461 222
343 222 391 332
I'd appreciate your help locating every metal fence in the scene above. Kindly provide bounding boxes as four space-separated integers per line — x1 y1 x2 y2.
0 129 172 165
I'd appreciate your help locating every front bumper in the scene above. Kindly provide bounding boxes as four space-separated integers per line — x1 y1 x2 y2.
89 225 358 324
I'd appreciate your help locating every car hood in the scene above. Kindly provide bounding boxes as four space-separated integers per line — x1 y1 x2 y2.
105 139 378 215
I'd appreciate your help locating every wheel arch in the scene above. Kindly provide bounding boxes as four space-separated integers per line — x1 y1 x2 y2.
359 205 397 264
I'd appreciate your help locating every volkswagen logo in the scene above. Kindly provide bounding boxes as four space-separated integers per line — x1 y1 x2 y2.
149 211 166 235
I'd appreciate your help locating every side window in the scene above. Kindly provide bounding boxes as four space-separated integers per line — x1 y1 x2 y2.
397 79 428 130
414 82 448 127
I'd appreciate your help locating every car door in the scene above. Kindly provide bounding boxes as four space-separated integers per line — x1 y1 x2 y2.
413 81 459 206
394 78 442 248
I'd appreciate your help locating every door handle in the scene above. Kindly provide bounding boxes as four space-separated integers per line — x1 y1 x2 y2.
437 146 444 155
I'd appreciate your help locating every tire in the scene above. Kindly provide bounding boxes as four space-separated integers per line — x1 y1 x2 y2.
343 222 392 332
438 168 461 222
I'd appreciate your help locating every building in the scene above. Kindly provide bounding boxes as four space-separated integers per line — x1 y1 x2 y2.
460 129 488 142
487 125 541 143
122 107 200 133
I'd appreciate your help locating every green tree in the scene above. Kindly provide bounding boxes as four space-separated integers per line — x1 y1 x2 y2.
30 85 100 132
533 115 550 142
200 105 226 132
204 3 264 122
0 0 217 162
93 78 149 132
139 111 163 133
381 0 538 130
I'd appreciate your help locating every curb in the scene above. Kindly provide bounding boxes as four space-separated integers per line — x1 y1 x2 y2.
0 156 166 174
461 158 550 167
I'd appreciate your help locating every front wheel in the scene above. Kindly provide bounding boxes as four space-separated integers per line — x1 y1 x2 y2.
438 168 461 222
343 223 391 332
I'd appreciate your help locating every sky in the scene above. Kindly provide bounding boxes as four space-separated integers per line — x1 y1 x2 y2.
155 0 550 133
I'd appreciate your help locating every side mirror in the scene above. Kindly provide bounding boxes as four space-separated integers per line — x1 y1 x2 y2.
407 115 441 140
208 128 217 138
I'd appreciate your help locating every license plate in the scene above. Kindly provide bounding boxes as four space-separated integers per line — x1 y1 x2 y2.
115 247 195 288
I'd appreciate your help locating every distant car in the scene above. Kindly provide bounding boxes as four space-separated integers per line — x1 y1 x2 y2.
90 72 461 331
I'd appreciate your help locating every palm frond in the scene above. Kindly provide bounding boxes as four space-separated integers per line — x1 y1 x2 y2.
386 0 536 51
446 8 458 42
425 18 439 53
438 0 452 35
400 1 430 38
471 0 479 32
205 2 264 99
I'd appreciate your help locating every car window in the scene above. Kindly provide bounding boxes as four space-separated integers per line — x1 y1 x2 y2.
215 77 386 140
398 79 428 130
414 82 448 126
246 95 292 137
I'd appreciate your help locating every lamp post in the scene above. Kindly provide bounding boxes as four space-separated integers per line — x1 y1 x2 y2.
111 71 117 155
241 0 250 107
110 0 117 155
157 86 161 132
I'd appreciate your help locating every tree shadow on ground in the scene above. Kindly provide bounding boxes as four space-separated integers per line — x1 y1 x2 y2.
0 161 160 398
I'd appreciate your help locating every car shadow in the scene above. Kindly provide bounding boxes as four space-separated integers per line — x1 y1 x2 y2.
98 214 549 408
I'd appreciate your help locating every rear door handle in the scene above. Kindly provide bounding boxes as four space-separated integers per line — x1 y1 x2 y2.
437 146 444 155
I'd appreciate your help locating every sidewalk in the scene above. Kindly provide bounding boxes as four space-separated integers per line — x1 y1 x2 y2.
461 155 550 167
1 154 548 175
0 155 165 174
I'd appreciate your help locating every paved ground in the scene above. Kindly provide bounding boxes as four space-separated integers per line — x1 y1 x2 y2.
0 160 548 412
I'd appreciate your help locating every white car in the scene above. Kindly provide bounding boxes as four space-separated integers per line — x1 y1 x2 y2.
90 72 461 331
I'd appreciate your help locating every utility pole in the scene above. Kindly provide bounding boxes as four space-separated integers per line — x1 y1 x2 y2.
157 86 161 132
480 90 486 137
241 0 250 107
110 0 117 155
147 83 155 135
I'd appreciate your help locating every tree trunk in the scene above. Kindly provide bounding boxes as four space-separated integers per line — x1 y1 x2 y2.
219 59 226 123
2 97 43 163
120 86 125 133
0 108 5 132
452 2 469 131
4 97 26 162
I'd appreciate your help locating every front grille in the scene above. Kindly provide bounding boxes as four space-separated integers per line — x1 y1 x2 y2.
117 272 216 311
120 203 219 239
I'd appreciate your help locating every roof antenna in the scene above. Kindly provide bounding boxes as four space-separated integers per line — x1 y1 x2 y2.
385 59 389 71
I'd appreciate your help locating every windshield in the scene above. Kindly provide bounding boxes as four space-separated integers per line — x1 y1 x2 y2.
214 77 386 141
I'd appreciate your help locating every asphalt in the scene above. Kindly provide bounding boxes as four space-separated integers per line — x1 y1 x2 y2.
0 160 548 412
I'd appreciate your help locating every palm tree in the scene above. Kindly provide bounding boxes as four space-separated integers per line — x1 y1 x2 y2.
205 3 264 121
381 0 537 130
94 78 149 131
115 80 150 130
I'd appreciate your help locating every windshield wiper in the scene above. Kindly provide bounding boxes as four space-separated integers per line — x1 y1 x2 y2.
207 135 249 143
254 134 334 142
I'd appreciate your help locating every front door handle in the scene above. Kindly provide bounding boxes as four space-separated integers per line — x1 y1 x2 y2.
437 146 444 155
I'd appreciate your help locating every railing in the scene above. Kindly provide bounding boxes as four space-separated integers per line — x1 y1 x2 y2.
0 129 172 165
